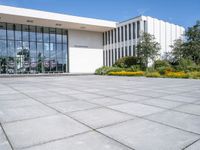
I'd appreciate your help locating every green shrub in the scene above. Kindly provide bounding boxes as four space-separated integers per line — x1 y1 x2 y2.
157 66 173 75
154 60 170 70
175 58 196 71
95 66 125 75
114 56 141 68
188 72 200 79
145 72 161 78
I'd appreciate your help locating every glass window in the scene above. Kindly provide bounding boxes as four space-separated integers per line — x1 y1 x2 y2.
44 27 49 42
7 24 14 40
57 43 62 58
125 46 127 56
144 21 147 32
111 30 113 44
108 31 110 44
30 26 36 41
50 28 56 43
15 41 22 56
22 25 29 41
129 46 131 56
37 27 43 42
125 25 127 41
114 29 117 43
137 21 140 38
121 26 124 42
50 43 56 58
105 32 107 45
118 28 120 42
44 43 50 58
37 42 43 57
0 22 68 74
63 30 68 43
0 40 7 57
0 23 6 40
63 44 67 60
115 49 117 62
30 42 37 58
133 23 136 39
15 24 22 41
129 24 131 40
133 45 136 56
122 47 124 57
7 41 15 57
56 29 62 43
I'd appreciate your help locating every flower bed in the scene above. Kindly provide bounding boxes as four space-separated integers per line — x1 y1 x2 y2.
145 72 161 78
165 72 189 78
108 71 145 76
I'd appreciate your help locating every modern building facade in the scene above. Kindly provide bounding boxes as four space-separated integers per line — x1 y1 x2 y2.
103 16 185 66
0 5 184 74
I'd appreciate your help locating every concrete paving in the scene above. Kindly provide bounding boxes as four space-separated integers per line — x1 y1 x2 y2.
0 75 200 150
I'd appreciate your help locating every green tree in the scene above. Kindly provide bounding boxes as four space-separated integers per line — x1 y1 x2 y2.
184 20 200 64
170 39 185 63
137 32 161 69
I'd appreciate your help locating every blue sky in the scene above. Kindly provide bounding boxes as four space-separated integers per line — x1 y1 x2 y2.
0 0 199 28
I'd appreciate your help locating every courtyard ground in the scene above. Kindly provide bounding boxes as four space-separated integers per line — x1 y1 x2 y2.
0 75 200 150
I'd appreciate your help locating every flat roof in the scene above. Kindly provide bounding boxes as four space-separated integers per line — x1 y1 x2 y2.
0 5 117 32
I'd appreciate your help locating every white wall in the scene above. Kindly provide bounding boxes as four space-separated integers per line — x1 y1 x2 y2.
146 16 185 55
68 30 103 73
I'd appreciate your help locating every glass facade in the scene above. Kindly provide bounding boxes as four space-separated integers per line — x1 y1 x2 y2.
0 22 68 74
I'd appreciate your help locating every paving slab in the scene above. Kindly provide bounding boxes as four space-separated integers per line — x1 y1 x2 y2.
146 110 200 134
108 102 165 117
0 127 12 150
0 105 57 123
113 94 148 102
48 100 99 113
98 119 200 150
69 108 134 129
160 95 199 103
185 139 200 150
3 114 90 149
0 76 200 150
174 104 200 116
35 95 78 104
24 131 131 150
138 98 184 109
84 97 128 106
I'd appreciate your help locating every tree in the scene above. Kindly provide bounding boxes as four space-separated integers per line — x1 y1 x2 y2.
170 39 185 63
184 20 200 64
137 32 161 69
170 20 200 65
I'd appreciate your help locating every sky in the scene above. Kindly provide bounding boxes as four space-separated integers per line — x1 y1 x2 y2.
0 0 199 28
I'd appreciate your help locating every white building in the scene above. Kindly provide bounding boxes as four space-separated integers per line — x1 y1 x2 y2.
0 5 184 74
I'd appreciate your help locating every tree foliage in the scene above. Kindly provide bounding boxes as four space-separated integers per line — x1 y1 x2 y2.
137 32 161 69
171 20 200 65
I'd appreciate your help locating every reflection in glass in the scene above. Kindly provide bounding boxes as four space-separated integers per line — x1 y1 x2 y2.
0 22 68 74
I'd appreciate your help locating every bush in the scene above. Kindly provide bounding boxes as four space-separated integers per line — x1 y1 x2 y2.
114 56 141 68
157 66 173 75
95 66 124 75
154 60 171 70
165 71 189 78
108 71 144 76
175 58 196 71
145 72 161 78
188 72 200 79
